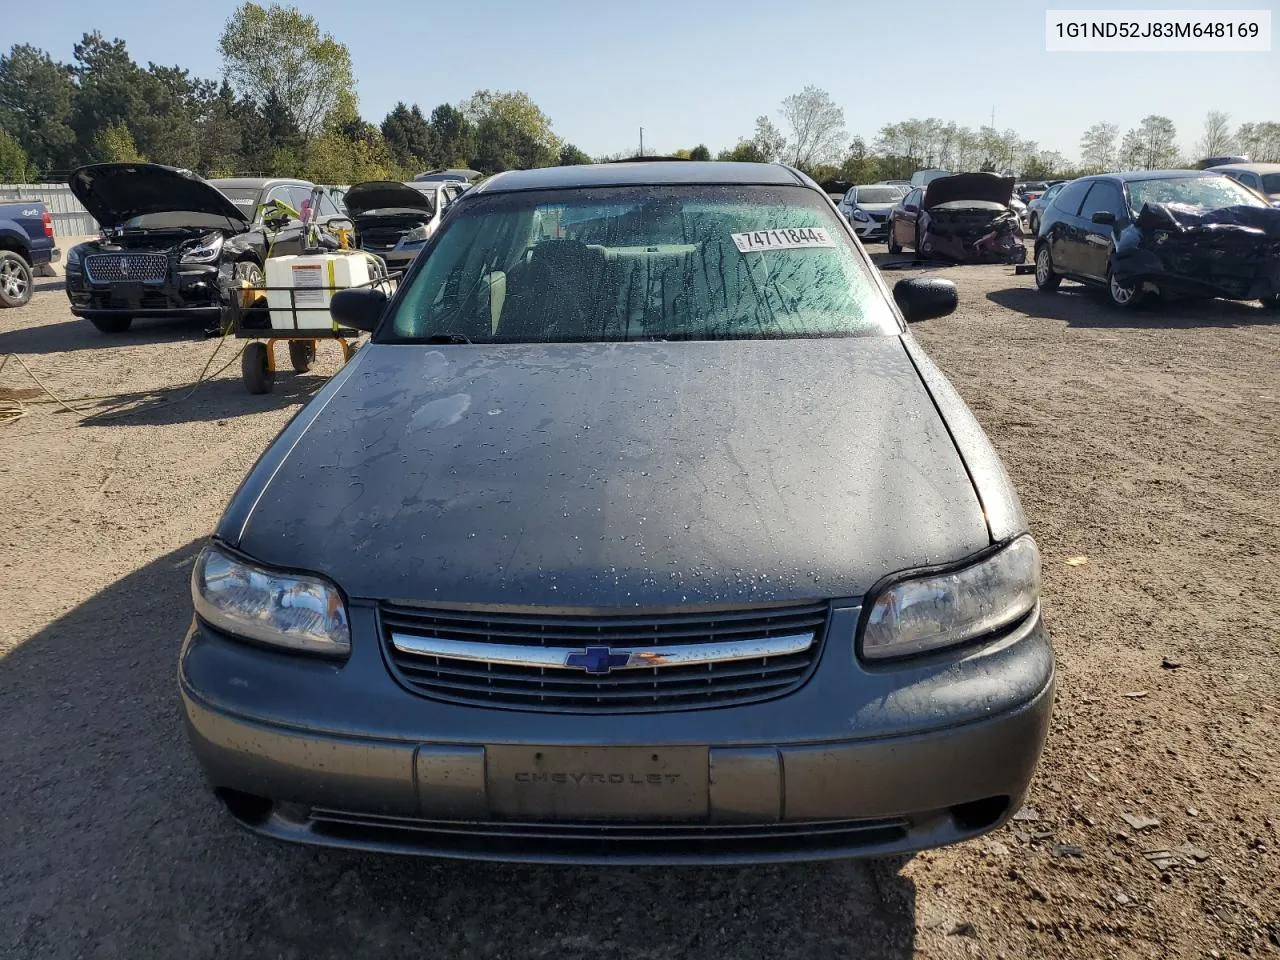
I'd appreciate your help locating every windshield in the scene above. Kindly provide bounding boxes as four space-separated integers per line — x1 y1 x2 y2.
1128 175 1268 212
383 185 898 344
854 187 902 204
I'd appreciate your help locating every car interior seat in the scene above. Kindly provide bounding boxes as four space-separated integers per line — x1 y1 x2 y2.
497 239 605 340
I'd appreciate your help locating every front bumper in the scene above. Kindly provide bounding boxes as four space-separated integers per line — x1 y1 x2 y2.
180 605 1055 864
65 263 223 318
851 219 888 240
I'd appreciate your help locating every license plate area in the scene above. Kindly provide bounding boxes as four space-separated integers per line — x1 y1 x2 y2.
486 746 708 821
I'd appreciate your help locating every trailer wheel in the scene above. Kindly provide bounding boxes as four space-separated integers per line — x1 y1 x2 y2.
242 341 274 394
288 340 317 372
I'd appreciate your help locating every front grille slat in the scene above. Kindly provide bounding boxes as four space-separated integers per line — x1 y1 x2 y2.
85 254 169 283
382 602 828 713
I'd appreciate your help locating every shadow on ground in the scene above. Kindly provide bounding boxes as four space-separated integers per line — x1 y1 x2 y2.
0 315 211 355
0 544 918 960
987 284 1280 329
75 369 329 427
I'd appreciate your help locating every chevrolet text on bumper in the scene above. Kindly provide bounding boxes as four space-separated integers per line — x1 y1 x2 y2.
181 162 1055 864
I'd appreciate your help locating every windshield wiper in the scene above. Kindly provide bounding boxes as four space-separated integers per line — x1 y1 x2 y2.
423 333 472 344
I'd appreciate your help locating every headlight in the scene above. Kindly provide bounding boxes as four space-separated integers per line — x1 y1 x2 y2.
402 224 430 244
191 544 350 657
181 233 224 264
852 208 872 222
860 536 1040 661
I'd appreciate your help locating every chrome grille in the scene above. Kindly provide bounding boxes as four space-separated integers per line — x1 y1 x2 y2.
85 253 168 283
381 602 828 712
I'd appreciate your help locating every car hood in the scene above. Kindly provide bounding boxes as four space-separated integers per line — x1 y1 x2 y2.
224 338 990 608
68 163 249 227
345 181 435 216
924 173 1016 209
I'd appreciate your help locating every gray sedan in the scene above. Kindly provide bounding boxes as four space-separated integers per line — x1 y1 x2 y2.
182 161 1054 864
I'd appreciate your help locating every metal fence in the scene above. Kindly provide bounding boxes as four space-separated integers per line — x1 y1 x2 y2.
0 183 99 237
0 182 346 239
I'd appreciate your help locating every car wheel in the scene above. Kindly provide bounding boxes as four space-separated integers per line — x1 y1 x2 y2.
0 251 33 308
241 341 275 394
1106 265 1143 309
1034 245 1060 293
234 260 264 287
89 315 133 333
913 225 923 256
886 220 902 254
1028 214 1039 236
288 340 317 373
1260 295 1280 310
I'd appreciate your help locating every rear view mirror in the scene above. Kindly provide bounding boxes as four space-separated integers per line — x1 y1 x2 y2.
893 277 958 323
1091 211 1117 226
330 287 387 332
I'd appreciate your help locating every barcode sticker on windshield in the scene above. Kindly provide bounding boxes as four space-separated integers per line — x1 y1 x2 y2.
731 227 834 253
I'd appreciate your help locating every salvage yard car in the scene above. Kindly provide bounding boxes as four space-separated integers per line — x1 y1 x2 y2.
1033 169 1280 310
1208 162 1280 205
837 184 903 242
182 161 1054 864
887 173 1026 263
345 179 466 273
65 164 350 333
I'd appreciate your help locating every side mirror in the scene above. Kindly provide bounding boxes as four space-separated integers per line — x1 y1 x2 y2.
330 287 387 332
1091 211 1117 226
893 277 958 323
904 203 919 213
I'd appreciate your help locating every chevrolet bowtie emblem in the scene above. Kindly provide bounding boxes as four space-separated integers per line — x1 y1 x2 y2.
564 646 632 674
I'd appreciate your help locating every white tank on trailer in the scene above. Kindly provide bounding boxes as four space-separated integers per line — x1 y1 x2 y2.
264 253 385 331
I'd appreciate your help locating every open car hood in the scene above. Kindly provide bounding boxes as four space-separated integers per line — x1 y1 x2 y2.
924 173 1016 209
68 163 249 227
344 181 434 216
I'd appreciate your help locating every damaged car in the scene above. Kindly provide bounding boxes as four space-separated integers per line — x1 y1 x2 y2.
65 164 350 333
887 173 1026 264
345 180 465 274
1034 170 1280 310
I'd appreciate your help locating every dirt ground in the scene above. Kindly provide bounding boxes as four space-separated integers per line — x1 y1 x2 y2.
1 257 1277 960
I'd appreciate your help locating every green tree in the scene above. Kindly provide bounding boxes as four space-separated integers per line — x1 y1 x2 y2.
838 136 879 184
427 103 473 168
93 122 143 162
1195 110 1234 161
197 81 248 177
0 44 77 171
688 144 711 161
381 102 431 170
219 2 354 139
1078 121 1118 173
558 143 592 165
717 140 767 163
1124 115 1179 169
0 128 35 179
752 116 787 161
465 90 559 173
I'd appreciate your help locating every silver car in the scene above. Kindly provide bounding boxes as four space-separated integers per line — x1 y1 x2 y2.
837 184 905 241
182 161 1054 864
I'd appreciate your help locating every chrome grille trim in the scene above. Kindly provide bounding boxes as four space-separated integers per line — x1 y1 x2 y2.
85 253 169 283
381 601 829 713
389 631 814 671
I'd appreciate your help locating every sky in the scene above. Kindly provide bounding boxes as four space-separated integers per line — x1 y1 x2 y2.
11 0 1278 161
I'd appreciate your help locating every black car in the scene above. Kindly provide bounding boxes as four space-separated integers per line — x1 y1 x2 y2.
1033 170 1280 310
65 164 350 333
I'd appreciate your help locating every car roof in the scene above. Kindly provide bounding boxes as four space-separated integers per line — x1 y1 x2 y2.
469 161 808 195
1208 162 1280 174
1099 170 1219 183
209 177 314 190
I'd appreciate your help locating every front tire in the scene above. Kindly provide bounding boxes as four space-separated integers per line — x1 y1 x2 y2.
1106 265 1143 309
234 260 264 287
241 341 274 394
0 251 33 308
89 315 133 333
1034 244 1060 293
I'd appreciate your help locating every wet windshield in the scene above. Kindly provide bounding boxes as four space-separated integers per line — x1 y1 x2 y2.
384 185 898 343
854 187 902 204
1128 175 1268 211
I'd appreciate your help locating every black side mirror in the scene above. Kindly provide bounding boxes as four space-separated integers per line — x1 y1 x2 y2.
330 287 387 332
1091 211 1117 226
893 277 958 323
904 203 919 213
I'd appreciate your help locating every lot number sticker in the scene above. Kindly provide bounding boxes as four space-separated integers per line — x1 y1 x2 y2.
731 227 834 253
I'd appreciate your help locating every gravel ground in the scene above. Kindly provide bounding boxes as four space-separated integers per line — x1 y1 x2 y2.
1 258 1277 959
